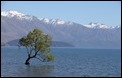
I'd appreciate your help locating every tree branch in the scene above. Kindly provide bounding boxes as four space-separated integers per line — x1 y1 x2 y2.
29 45 33 55
34 57 43 62
26 46 30 57
37 54 43 59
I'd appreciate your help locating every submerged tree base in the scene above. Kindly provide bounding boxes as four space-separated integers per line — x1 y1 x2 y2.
25 62 30 65
25 57 30 65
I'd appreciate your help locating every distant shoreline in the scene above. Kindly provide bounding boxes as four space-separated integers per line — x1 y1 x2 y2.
1 46 121 50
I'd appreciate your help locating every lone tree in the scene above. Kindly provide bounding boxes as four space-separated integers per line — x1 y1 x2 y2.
18 28 54 65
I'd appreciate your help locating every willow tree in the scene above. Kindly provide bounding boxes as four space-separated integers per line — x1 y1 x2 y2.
18 28 54 65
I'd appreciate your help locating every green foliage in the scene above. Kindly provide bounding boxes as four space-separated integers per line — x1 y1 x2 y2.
46 54 55 61
19 28 54 64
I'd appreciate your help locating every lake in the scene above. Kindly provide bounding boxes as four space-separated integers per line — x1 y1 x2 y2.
1 46 121 77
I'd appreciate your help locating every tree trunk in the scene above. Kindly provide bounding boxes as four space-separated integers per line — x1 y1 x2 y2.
25 57 31 65
24 52 39 65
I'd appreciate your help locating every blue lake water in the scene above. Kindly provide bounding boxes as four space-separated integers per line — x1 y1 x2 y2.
1 46 121 77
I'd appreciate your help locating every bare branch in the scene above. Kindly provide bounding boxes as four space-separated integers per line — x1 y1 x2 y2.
26 46 30 57
30 46 33 56
37 54 43 59
34 57 43 62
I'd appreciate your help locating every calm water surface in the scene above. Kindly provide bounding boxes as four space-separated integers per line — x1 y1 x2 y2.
1 47 121 77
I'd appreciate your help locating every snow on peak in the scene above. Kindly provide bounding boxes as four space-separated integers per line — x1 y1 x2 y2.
2 10 25 17
39 18 73 25
41 18 50 23
1 10 33 20
56 19 65 24
115 25 121 28
84 22 113 29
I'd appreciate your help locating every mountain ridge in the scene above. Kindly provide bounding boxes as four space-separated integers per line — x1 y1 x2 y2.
1 10 121 49
1 10 120 29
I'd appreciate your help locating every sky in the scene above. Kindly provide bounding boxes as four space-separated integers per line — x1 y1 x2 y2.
1 1 121 27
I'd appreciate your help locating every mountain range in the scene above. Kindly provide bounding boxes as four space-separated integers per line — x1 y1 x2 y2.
1 10 121 49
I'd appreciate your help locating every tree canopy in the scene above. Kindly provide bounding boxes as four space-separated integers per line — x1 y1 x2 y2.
19 28 54 65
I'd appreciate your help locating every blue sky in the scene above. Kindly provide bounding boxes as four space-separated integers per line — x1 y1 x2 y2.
1 1 121 27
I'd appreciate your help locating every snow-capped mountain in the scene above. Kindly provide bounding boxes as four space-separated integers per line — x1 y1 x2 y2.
1 10 121 49
1 10 73 25
1 10 25 17
39 18 73 25
114 25 121 29
1 10 33 20
84 22 114 29
1 10 120 28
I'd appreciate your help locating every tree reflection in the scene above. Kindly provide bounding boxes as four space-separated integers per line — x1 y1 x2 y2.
18 65 54 77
